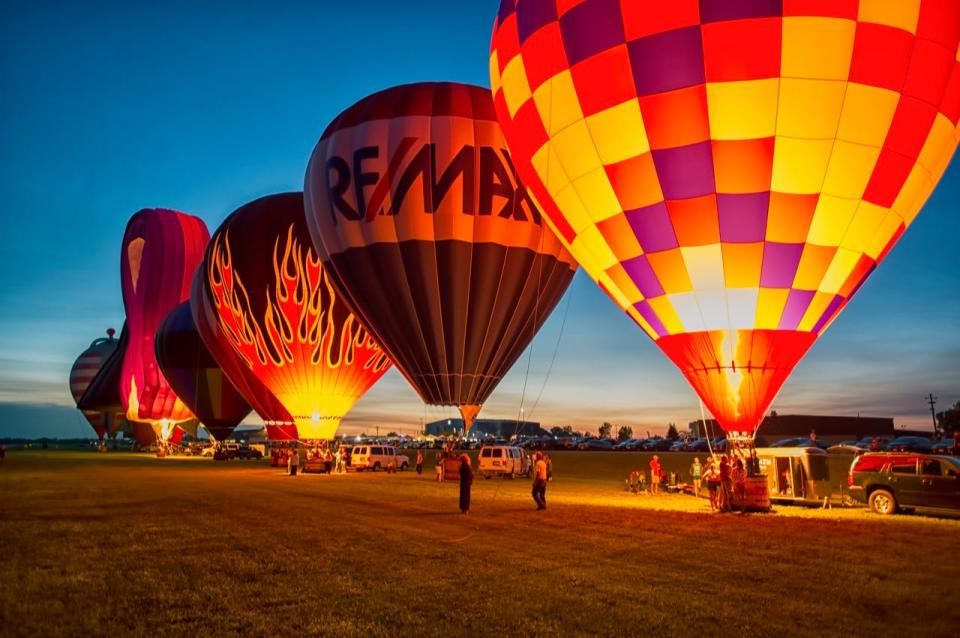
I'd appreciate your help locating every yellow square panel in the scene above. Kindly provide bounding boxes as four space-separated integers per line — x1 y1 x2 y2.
755 288 789 330
892 163 934 227
864 211 904 261
771 137 833 194
821 141 882 199
819 248 861 294
782 17 856 81
605 263 643 305
533 70 584 136
706 79 779 140
489 52 501 96
571 225 618 272
680 244 725 291
550 183 593 235
571 167 623 223
807 195 858 245
550 119 603 181
668 292 706 332
798 291 836 332
647 296 685 335
530 141 571 197
777 78 847 139
598 271 634 313
585 99 650 165
837 83 899 147
500 56 532 118
841 201 888 253
917 113 957 181
857 0 920 34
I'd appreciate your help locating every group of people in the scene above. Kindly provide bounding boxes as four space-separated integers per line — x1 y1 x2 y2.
624 447 763 514
271 442 350 476
455 450 551 515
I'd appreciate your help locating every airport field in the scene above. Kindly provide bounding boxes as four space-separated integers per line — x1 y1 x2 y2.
1 451 958 637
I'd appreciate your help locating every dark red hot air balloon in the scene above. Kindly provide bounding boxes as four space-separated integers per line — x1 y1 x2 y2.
304 82 578 434
120 208 209 444
155 301 251 441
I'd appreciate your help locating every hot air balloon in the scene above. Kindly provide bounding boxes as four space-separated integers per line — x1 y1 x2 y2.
69 328 121 441
155 301 252 441
191 192 392 441
304 82 578 434
77 323 135 442
490 1 960 438
120 208 209 444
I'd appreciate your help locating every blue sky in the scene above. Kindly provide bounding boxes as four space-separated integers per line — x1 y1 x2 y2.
1 1 957 438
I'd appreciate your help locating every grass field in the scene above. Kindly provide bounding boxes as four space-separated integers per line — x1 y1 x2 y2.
1 451 958 637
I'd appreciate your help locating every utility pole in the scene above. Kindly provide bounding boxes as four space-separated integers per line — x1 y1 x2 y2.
927 394 938 434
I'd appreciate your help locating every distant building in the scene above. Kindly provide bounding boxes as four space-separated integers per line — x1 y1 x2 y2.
689 414 895 444
425 418 546 438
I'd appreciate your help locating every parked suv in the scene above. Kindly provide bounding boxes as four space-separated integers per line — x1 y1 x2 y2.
350 445 409 472
848 453 960 515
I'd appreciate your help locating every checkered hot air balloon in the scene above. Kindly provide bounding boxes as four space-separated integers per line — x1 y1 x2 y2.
304 82 578 435
191 193 392 441
490 0 959 437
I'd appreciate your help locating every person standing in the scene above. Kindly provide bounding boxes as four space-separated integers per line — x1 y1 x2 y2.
690 457 702 498
416 449 423 475
718 455 731 512
324 448 333 474
732 458 747 512
747 448 761 476
532 453 548 510
704 459 719 510
458 454 473 515
649 455 661 495
290 448 299 476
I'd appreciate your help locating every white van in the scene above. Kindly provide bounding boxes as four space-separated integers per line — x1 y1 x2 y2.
478 445 530 479
350 445 409 472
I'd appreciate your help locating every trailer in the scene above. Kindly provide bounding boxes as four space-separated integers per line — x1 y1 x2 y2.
755 447 833 505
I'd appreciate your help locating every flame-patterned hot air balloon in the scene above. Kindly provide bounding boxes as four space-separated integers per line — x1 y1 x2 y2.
120 208 209 443
491 1 959 437
191 192 392 441
69 328 121 441
304 82 578 434
155 301 251 441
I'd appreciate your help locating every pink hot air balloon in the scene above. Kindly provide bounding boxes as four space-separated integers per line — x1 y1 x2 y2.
120 208 209 444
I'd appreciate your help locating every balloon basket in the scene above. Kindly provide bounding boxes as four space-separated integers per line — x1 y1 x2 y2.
730 476 772 512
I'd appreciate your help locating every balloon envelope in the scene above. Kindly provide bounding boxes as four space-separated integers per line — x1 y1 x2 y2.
120 208 208 440
490 1 960 434
304 82 578 432
69 330 120 440
191 192 391 441
155 301 251 441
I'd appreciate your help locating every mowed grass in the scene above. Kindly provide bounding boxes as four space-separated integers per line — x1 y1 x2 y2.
1 452 958 637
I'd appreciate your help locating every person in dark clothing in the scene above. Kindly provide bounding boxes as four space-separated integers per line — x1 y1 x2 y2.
532 453 548 510
458 454 473 515
416 449 423 475
747 448 761 476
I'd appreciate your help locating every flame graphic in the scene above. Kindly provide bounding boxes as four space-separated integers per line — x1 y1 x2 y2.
206 224 390 437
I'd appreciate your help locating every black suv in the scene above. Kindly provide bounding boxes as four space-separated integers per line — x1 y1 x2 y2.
848 453 960 515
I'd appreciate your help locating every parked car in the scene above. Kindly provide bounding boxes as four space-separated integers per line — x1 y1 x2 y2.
827 444 863 455
478 445 531 478
350 445 408 471
769 437 806 448
848 452 960 515
643 438 672 452
854 437 891 451
582 439 615 451
613 439 634 451
709 438 728 452
886 436 933 453
669 440 688 452
932 439 957 455
687 438 710 452
222 443 262 460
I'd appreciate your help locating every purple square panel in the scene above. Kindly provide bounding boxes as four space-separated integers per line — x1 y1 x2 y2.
625 202 679 253
628 26 705 96
811 294 844 334
634 300 669 337
718 192 769 243
760 242 804 288
516 1 557 43
699 0 783 23
622 255 665 298
651 141 716 200
559 0 626 65
778 289 815 330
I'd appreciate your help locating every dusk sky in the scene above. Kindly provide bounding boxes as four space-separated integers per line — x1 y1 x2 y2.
1 1 957 439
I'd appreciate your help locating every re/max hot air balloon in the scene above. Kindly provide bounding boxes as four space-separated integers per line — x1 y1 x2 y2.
191 192 392 441
121 208 209 443
304 82 578 434
155 301 251 441
69 328 121 441
491 1 959 438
